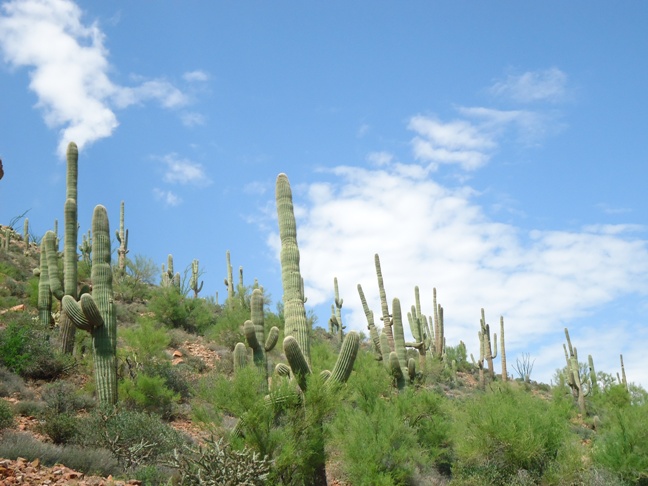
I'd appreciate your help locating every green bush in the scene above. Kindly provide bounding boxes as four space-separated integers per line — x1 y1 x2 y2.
591 401 648 485
450 383 570 484
0 314 73 380
119 374 181 419
38 412 79 444
148 286 217 334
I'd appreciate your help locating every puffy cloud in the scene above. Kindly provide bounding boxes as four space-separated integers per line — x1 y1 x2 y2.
0 0 188 157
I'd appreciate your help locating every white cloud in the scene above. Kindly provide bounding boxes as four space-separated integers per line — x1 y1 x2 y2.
157 153 211 186
153 188 181 206
266 161 648 386
366 151 393 166
180 112 206 127
0 0 188 157
490 67 568 103
183 70 209 82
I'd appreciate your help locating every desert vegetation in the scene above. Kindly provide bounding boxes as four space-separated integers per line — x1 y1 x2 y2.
0 143 646 485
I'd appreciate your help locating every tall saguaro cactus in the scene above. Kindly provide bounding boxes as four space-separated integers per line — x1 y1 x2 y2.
115 200 129 273
276 173 311 365
243 288 279 387
374 254 394 351
60 142 80 354
62 205 117 406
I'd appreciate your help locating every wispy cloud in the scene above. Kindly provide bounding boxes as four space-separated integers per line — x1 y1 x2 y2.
153 188 181 207
489 67 568 103
180 112 206 127
0 0 189 157
183 70 209 83
157 153 211 186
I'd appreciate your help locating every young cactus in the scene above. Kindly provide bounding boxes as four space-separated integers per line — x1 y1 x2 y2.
115 200 129 273
243 288 279 387
190 259 204 298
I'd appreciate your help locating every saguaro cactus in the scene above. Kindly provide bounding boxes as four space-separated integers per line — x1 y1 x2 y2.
60 142 80 354
62 205 117 406
115 200 129 273
357 283 381 359
190 259 204 298
374 254 394 352
243 288 279 386
276 173 311 364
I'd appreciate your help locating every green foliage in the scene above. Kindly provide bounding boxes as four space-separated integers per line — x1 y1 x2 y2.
0 313 73 380
0 366 32 399
591 400 648 484
0 399 15 430
121 319 171 362
119 374 181 419
148 285 216 334
168 436 272 485
450 382 570 483
330 395 426 485
38 412 79 444
204 299 250 349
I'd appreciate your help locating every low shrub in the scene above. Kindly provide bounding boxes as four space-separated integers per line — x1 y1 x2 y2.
0 399 15 430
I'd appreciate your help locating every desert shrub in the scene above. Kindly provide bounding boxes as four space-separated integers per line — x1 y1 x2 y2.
119 374 181 419
74 406 188 471
121 319 171 363
38 412 78 444
330 396 425 485
146 360 193 400
148 286 217 334
203 301 249 350
13 400 46 417
591 401 648 485
450 382 570 484
0 431 121 477
0 366 33 399
168 436 271 485
0 314 74 380
0 399 15 430
41 380 94 414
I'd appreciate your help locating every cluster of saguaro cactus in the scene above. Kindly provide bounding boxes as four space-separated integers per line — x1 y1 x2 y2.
161 254 181 289
563 327 587 415
240 288 280 386
62 205 118 406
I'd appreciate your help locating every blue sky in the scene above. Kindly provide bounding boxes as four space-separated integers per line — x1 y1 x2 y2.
1 0 647 387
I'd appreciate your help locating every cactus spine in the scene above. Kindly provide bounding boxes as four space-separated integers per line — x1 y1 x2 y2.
62 205 117 405
276 173 311 364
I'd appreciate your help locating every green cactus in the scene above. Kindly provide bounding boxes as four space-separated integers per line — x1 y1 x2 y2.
23 218 29 246
276 173 310 365
357 283 381 359
500 315 508 381
243 288 279 387
233 342 249 373
115 200 129 273
190 259 204 298
333 277 345 341
374 254 394 352
37 238 53 327
161 254 180 289
224 250 235 306
479 308 497 378
59 142 80 354
588 354 598 394
563 327 586 415
62 205 117 406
